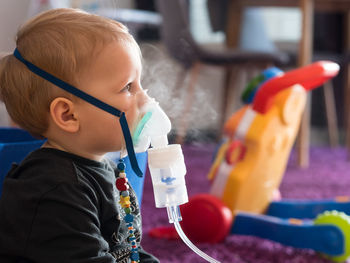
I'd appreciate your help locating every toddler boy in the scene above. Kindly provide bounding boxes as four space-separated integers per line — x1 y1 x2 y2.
0 8 159 263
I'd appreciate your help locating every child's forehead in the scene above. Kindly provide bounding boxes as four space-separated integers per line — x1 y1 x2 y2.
99 41 141 70
91 40 141 66
79 41 142 85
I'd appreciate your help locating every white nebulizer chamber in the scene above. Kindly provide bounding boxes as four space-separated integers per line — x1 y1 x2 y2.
134 98 220 263
148 144 188 208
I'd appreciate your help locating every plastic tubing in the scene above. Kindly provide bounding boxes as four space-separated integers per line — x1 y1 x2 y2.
167 206 221 263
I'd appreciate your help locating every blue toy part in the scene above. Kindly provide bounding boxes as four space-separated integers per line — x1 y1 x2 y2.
0 128 44 196
266 198 350 219
263 67 283 80
231 212 345 256
0 128 147 204
245 87 258 105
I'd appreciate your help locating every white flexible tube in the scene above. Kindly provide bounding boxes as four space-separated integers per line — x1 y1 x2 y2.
168 206 221 263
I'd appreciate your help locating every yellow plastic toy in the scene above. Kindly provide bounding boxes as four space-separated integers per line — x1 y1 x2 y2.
208 79 306 215
208 61 338 215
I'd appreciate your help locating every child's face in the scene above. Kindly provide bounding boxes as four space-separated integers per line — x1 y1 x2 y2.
75 41 149 158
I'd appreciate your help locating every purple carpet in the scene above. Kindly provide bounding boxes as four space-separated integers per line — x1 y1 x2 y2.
140 144 350 263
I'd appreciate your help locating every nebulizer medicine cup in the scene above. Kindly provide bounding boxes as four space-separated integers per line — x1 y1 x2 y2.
135 98 221 263
148 144 188 208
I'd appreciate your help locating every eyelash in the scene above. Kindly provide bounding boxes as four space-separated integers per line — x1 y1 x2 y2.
121 83 132 93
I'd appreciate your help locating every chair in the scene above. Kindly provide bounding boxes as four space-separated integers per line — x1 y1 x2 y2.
155 0 289 144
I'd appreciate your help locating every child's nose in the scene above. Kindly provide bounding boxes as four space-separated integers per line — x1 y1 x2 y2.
136 89 152 108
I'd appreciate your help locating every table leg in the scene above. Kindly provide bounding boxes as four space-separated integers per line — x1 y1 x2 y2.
344 10 350 159
225 1 243 47
297 0 314 168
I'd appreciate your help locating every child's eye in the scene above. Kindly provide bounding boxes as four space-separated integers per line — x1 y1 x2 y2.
121 83 132 93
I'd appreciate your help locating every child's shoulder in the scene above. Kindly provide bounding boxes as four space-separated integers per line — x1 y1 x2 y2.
6 147 80 188
14 147 76 173
4 147 116 199
0 148 82 203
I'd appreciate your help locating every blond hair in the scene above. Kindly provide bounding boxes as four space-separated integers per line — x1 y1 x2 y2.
0 8 139 137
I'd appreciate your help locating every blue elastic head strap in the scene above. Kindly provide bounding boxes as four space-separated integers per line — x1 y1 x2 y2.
13 48 143 177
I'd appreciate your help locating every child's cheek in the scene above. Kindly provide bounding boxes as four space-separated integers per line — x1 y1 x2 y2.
127 107 140 132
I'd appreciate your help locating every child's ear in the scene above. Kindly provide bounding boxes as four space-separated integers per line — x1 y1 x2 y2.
49 97 79 133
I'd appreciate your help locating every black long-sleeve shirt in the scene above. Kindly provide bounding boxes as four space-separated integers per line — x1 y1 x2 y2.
0 148 158 263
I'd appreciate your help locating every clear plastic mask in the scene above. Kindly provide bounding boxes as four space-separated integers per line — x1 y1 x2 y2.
132 99 171 152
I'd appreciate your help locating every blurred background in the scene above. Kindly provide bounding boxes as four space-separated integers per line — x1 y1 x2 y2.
0 0 347 146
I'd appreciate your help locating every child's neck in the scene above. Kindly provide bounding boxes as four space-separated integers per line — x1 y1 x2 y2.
42 140 104 162
42 140 67 152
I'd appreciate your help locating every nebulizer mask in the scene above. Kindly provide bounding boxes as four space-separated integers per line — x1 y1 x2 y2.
132 98 221 263
14 48 219 263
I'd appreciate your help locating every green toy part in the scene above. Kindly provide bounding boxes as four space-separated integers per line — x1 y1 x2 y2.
241 74 264 103
314 210 350 262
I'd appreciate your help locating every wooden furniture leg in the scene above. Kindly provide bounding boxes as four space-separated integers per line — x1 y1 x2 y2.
225 1 243 48
220 66 239 132
344 10 350 159
346 63 350 159
297 0 314 168
323 81 339 147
